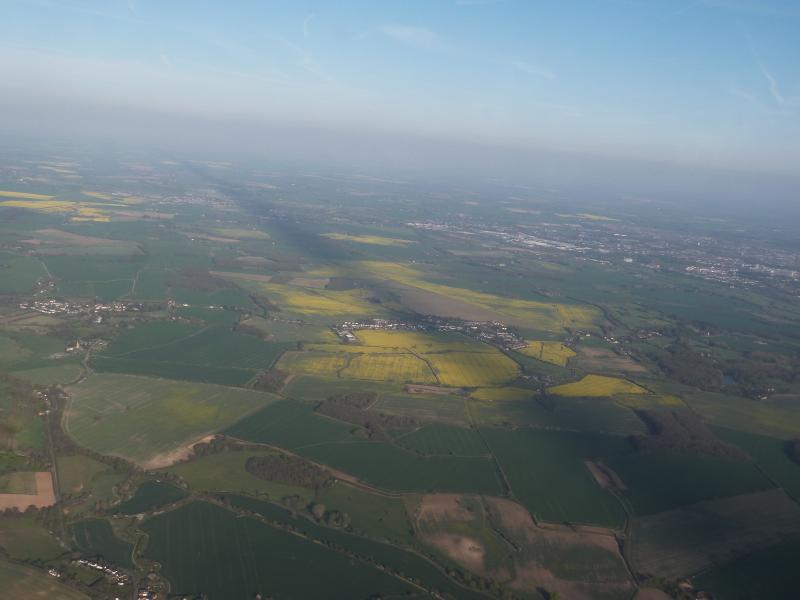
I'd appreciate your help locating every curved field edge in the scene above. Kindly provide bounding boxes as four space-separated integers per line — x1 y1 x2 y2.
63 373 279 467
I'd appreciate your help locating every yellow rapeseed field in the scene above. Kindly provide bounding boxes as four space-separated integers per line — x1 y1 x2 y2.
427 351 519 387
260 284 378 316
355 330 483 353
276 351 348 377
518 341 576 366
357 261 599 333
547 374 647 397
342 353 436 383
0 197 114 221
322 233 414 246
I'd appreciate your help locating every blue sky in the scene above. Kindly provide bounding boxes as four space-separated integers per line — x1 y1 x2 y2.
1 0 798 174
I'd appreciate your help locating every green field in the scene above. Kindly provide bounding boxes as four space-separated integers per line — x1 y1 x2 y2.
607 451 774 515
101 321 201 356
224 494 489 600
91 356 256 386
714 426 800 501
300 441 504 493
66 374 277 465
0 471 36 493
394 424 490 456
114 480 187 515
693 539 800 600
57 454 111 496
120 327 290 370
69 518 134 568
482 428 629 528
469 394 647 434
0 515 64 561
0 559 89 600
98 322 289 384
222 399 358 448
0 252 48 294
165 449 313 503
315 481 415 544
629 489 800 580
141 501 417 600
11 363 83 385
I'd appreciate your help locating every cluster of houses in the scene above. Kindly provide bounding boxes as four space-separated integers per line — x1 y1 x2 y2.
19 299 142 317
74 558 129 586
332 317 529 353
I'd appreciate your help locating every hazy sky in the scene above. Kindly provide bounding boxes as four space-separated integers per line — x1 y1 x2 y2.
1 0 799 177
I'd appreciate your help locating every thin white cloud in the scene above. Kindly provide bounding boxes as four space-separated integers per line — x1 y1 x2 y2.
511 60 555 80
758 62 784 106
379 25 448 52
303 13 315 38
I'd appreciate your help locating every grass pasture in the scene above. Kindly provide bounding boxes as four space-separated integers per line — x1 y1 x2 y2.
141 501 415 600
607 451 774 515
300 441 504 494
102 321 200 356
224 494 489 600
470 395 647 435
57 455 111 496
0 559 89 600
373 392 471 425
0 515 64 561
316 481 415 544
100 324 289 384
12 363 83 386
693 538 800 600
91 356 256 386
482 428 629 528
66 374 277 466
629 489 800 579
0 471 36 494
0 252 48 294
166 449 313 503
394 424 489 456
222 399 358 449
121 327 289 371
685 390 800 440
714 427 800 500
